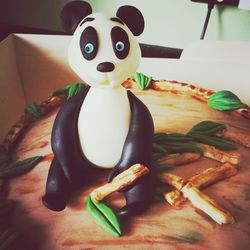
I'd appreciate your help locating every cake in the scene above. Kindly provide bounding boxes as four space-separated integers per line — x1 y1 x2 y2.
0 75 249 249
1 1 250 249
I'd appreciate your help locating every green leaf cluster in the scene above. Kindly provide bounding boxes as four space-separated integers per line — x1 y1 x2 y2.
52 83 84 100
134 72 152 90
25 102 42 119
187 121 237 151
153 120 237 161
208 90 247 111
86 195 121 237
152 133 202 161
0 156 44 178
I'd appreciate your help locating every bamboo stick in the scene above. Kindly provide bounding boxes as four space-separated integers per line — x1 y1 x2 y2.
160 172 235 224
162 163 238 207
91 164 149 202
197 143 241 165
157 152 201 166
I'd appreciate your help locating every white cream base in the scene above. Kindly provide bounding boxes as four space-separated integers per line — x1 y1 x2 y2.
78 86 131 168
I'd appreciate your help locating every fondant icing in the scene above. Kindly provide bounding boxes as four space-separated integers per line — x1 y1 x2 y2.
43 1 154 217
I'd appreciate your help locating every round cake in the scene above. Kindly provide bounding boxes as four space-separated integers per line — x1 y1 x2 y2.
1 1 250 249
2 77 250 250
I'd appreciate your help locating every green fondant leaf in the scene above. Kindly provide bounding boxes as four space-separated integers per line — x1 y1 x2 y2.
154 133 193 143
152 143 168 154
134 72 152 90
155 163 174 172
0 156 44 178
51 83 84 99
208 90 247 111
86 195 121 237
152 131 202 159
25 102 42 119
152 119 239 160
187 120 226 136
189 133 237 151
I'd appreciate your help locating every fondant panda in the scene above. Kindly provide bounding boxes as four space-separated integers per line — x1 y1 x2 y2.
43 0 155 218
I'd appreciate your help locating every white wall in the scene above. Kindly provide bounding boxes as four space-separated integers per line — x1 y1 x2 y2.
0 0 250 49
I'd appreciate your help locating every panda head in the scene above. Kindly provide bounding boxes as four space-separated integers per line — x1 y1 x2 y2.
61 1 144 88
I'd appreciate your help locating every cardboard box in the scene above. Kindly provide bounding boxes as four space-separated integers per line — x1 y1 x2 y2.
0 34 80 142
0 34 249 142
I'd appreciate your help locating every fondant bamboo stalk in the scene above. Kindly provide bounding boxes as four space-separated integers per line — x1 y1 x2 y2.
157 152 201 166
91 164 149 202
163 163 238 207
196 143 241 165
182 182 235 225
160 172 235 224
125 78 250 119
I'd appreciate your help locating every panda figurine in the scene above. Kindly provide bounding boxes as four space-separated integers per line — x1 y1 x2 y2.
42 0 154 218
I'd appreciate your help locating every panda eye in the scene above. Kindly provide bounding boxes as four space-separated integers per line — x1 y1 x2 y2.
115 41 125 52
80 27 98 60
111 26 130 59
84 43 94 54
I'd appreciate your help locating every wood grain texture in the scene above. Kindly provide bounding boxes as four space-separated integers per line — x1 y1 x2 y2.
8 89 250 250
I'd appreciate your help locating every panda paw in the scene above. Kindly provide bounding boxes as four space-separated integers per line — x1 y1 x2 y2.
42 194 66 211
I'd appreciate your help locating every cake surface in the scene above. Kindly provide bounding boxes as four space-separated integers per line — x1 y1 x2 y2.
5 81 250 250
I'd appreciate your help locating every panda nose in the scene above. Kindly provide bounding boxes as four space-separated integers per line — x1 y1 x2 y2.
97 62 115 72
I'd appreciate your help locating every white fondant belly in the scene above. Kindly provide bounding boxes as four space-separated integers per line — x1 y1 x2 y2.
78 87 131 168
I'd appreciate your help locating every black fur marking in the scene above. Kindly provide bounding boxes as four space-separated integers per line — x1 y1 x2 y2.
80 17 95 26
80 26 98 60
111 26 130 59
108 90 155 217
110 17 124 25
116 5 144 36
43 87 155 215
60 1 92 34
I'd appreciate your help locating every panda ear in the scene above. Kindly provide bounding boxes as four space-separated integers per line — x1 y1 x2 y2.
61 1 92 34
116 5 144 36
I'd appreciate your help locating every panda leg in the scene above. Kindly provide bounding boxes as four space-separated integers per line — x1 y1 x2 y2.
117 174 154 218
42 157 71 211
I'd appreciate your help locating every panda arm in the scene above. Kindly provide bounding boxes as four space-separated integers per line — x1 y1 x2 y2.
108 90 155 217
108 90 154 179
51 85 90 183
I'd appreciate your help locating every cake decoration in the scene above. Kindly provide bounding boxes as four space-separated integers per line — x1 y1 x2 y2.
42 1 155 217
1 73 250 243
86 195 122 237
25 102 43 119
51 82 84 100
0 0 250 246
0 156 44 178
208 90 248 111
134 72 152 90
